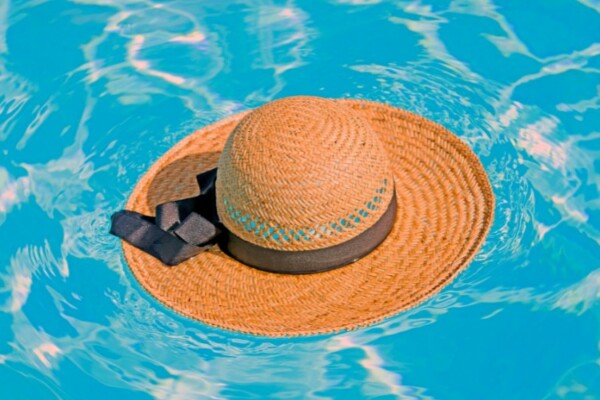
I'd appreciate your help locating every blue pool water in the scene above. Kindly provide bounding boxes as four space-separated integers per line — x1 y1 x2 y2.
1 0 599 398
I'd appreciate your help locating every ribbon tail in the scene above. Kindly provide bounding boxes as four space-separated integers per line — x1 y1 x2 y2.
110 210 212 266
195 168 219 224
196 168 217 195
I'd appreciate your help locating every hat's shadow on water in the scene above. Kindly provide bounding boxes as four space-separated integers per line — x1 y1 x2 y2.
143 151 221 209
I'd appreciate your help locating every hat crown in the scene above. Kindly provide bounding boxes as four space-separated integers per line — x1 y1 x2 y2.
216 96 394 250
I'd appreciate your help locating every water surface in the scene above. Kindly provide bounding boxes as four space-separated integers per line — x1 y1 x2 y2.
1 0 599 399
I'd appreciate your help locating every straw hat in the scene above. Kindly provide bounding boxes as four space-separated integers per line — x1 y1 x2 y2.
111 96 494 337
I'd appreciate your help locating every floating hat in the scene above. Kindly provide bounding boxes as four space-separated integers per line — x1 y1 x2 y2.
111 96 494 337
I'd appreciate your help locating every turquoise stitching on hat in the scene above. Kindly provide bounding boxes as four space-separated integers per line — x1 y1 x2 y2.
222 180 389 246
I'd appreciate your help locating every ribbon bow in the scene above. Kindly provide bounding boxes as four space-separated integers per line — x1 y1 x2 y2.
110 169 221 266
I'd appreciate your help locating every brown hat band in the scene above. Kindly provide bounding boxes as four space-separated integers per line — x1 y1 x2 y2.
222 192 396 274
110 168 397 273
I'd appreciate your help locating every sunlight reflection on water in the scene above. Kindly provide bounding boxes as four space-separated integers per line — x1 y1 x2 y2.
0 0 599 398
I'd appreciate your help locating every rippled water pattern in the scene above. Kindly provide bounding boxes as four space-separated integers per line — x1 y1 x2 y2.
1 0 599 399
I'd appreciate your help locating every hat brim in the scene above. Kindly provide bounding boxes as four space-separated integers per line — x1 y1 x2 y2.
122 99 494 337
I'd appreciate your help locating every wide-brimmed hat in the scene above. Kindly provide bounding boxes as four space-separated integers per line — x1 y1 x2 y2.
111 96 494 337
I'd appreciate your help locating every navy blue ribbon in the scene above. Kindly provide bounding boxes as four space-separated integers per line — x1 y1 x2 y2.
110 169 221 266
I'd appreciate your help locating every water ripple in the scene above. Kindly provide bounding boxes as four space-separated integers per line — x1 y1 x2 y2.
1 0 599 398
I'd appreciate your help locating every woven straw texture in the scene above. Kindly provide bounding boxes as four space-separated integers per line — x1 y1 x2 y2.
217 97 394 250
122 98 494 337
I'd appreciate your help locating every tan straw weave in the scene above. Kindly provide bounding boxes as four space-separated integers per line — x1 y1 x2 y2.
122 97 495 337
217 96 394 250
